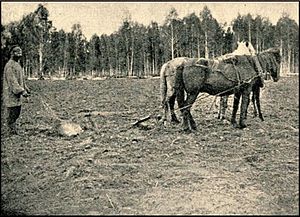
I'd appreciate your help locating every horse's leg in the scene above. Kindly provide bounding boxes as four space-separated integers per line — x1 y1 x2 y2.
243 92 252 121
177 89 190 132
160 68 168 125
239 88 251 129
161 100 169 124
185 92 199 131
169 94 180 124
162 74 176 124
217 96 223 119
254 87 264 121
231 92 241 128
251 90 258 118
218 96 228 120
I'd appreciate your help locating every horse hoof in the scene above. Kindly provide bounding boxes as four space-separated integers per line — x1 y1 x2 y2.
184 130 192 134
239 124 247 129
232 124 238 128
182 128 192 134
191 126 197 131
171 119 180 125
231 121 238 128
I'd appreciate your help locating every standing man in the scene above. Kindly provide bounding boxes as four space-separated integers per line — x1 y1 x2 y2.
3 45 30 135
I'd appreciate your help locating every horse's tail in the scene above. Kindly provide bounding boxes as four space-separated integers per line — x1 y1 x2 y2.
160 62 168 108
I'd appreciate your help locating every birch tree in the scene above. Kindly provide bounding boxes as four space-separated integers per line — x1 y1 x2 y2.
276 13 299 74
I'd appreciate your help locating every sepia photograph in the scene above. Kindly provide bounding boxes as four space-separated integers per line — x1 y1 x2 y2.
1 1 299 215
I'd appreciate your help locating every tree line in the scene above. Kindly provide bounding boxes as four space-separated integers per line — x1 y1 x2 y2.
1 4 299 79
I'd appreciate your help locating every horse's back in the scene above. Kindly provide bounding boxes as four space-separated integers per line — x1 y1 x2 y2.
160 57 195 101
165 57 197 75
181 64 209 92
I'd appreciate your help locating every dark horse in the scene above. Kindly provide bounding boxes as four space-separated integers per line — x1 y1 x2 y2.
218 48 281 121
160 48 280 132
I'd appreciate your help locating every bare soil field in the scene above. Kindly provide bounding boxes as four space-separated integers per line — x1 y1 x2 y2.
1 75 299 215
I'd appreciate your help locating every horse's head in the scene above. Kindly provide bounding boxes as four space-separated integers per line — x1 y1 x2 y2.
258 48 281 82
265 48 281 63
231 41 257 57
232 41 253 56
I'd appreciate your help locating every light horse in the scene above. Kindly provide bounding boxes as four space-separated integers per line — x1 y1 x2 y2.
160 57 200 124
160 43 280 132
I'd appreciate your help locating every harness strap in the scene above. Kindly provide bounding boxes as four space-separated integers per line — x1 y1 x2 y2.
214 57 241 85
230 59 241 86
194 63 239 84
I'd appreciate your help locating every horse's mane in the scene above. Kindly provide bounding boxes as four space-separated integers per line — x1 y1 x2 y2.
258 47 281 65
256 47 281 77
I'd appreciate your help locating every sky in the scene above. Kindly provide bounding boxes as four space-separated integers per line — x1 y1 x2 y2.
1 2 299 40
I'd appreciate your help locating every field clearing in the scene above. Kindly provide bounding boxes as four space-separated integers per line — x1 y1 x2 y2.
1 75 299 215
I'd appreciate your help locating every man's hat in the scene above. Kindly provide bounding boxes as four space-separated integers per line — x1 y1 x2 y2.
9 45 21 54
